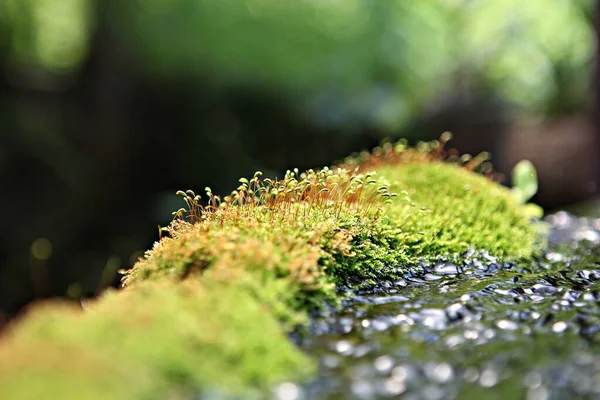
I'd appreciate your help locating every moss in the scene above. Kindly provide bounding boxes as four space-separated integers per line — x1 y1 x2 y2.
123 167 400 322
0 338 166 400
376 162 539 258
0 138 543 397
1 281 313 398
0 304 171 400
320 214 412 287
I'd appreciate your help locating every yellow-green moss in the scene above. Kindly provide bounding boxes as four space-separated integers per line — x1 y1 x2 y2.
0 336 168 400
377 162 539 257
0 281 313 399
0 139 544 398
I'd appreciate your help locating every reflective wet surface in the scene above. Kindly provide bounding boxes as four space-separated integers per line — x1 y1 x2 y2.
286 212 600 399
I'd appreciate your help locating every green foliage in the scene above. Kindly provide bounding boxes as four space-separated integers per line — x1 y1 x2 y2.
1 0 93 71
459 0 594 115
2 0 591 123
511 160 545 219
512 160 538 204
124 0 593 120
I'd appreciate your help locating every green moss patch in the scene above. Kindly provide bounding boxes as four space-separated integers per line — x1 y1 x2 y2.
0 139 543 397
0 281 313 398
377 162 539 257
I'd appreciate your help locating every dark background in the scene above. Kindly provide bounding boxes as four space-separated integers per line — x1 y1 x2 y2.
0 0 597 326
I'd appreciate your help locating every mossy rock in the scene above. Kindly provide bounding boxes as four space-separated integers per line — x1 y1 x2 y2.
0 140 543 398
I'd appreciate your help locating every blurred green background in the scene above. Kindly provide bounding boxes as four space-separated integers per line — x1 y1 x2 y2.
0 0 596 324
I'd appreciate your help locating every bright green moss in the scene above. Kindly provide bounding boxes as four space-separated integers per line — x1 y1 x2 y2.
315 162 541 290
122 157 541 318
0 141 544 398
375 162 540 258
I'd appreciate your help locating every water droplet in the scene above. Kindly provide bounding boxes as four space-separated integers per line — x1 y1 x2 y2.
371 319 389 331
374 355 394 373
479 369 499 387
274 382 300 400
526 386 548 400
384 378 406 395
425 362 453 383
483 328 495 339
334 340 353 355
464 329 479 340
434 263 460 275
552 321 568 333
423 273 443 281
496 320 519 331
545 252 564 262
394 314 414 326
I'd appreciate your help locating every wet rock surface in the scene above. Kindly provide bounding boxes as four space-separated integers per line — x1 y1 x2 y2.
285 213 600 399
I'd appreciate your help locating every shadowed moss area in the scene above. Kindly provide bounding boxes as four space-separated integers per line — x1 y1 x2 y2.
0 140 543 398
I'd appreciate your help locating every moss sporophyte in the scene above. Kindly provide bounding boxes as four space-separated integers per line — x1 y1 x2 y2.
0 135 543 398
